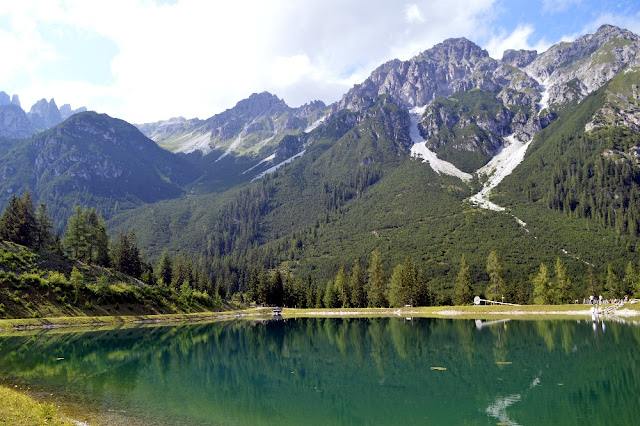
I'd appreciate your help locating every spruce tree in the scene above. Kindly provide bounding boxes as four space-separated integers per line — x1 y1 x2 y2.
453 254 472 305
157 249 174 287
532 263 552 305
554 257 572 304
334 265 349 308
605 264 620 299
34 202 53 250
367 250 387 307
64 206 88 260
485 251 505 302
350 259 367 308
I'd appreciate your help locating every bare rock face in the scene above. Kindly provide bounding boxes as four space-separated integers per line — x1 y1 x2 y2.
59 104 88 120
28 98 63 131
0 104 35 139
502 49 538 68
336 38 538 114
525 25 640 106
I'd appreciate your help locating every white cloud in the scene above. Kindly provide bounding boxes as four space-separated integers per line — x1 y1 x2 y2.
485 24 551 60
405 4 425 23
542 0 582 14
0 0 501 122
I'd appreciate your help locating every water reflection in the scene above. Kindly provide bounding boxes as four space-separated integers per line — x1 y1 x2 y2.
0 318 638 425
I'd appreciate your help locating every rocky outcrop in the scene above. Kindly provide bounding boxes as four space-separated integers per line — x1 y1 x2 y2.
525 25 640 107
27 98 63 131
501 49 538 68
0 104 35 139
335 38 539 114
59 104 88 120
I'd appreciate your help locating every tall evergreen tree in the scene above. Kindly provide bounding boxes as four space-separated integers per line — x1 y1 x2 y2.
0 190 36 247
34 202 52 250
334 265 350 308
485 251 505 302
532 263 552 305
623 261 636 297
554 257 572 304
605 264 620 299
350 259 367 308
323 279 339 308
63 206 88 260
157 249 173 287
453 254 472 305
367 250 387 307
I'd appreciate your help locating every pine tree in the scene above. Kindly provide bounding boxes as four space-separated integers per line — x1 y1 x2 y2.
18 189 36 247
0 190 37 247
93 213 110 266
350 259 367 308
334 265 350 308
157 249 173 288
323 279 339 308
453 255 472 305
554 257 572 304
367 250 387 307
34 202 52 250
64 206 88 260
532 263 552 305
485 251 505 302
623 261 636 297
605 264 620 299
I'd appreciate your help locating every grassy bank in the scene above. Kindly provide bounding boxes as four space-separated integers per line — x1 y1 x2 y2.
281 303 640 320
0 385 74 426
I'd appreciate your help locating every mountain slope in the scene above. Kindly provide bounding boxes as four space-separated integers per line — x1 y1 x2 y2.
137 92 327 158
0 112 200 227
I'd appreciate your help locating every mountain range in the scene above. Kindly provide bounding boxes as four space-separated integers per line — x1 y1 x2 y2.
0 24 639 301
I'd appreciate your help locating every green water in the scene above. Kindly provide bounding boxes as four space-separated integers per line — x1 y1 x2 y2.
0 318 639 425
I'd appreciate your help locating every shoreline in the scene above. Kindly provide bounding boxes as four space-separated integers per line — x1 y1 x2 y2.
1 304 639 334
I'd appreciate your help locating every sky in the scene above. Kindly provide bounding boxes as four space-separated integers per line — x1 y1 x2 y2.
0 0 639 123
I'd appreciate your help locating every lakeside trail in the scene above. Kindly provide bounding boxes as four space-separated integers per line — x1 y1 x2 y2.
3 304 639 333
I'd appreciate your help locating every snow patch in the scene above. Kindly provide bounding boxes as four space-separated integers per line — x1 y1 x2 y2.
304 116 326 133
252 150 306 181
242 154 276 175
534 76 551 114
216 134 244 162
174 129 213 154
470 134 532 212
408 106 472 182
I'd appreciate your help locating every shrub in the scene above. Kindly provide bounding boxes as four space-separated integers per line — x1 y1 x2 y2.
48 271 68 286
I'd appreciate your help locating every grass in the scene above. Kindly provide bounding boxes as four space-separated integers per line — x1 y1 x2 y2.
0 385 74 426
281 303 640 320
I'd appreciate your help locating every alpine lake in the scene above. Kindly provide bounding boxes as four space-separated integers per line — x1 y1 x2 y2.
1 317 639 425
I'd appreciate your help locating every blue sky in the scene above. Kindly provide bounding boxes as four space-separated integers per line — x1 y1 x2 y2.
0 0 638 123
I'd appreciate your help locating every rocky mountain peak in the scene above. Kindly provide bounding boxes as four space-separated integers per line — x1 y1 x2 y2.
59 104 88 120
28 98 63 131
501 49 538 68
425 37 489 63
0 92 10 106
233 92 288 118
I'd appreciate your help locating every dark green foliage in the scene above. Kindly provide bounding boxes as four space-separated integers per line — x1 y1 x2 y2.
453 255 472 305
111 230 142 278
0 190 37 247
350 259 367 308
35 202 53 250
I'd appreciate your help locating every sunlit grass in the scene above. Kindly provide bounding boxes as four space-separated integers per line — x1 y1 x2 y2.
0 385 74 426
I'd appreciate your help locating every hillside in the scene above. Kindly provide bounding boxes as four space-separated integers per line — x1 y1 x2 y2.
0 240 221 319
